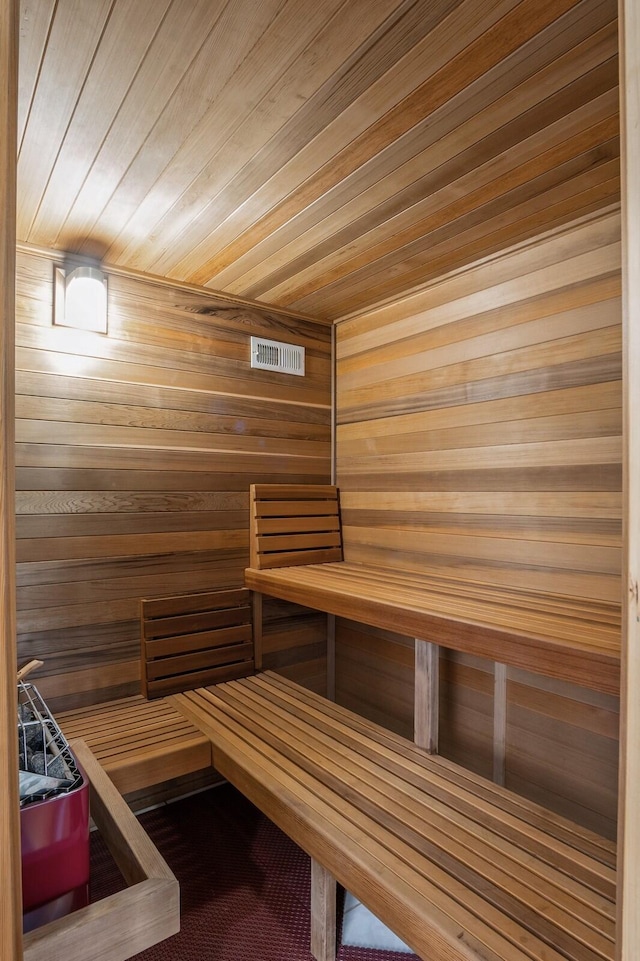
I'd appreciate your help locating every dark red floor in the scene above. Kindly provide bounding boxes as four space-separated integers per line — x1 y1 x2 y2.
90 783 419 961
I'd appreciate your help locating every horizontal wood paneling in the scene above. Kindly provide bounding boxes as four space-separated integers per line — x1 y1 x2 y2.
506 668 619 838
335 209 621 832
16 0 618 320
15 247 331 709
335 620 414 737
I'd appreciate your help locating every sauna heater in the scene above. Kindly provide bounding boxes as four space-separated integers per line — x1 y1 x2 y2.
18 679 90 933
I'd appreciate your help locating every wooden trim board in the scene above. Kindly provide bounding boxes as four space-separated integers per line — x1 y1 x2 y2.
0 1 21 957
617 0 640 956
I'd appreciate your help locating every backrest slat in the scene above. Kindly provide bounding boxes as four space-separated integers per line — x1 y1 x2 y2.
249 484 343 570
141 588 254 699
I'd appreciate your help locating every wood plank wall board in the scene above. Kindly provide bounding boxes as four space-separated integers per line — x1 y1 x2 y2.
124 768 221 814
334 208 622 833
0 0 21 956
505 667 619 839
335 620 415 738
14 248 332 710
270 656 329 697
439 652 495 781
260 597 328 693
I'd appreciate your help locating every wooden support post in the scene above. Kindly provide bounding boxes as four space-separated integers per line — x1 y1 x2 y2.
310 858 336 961
252 591 263 671
618 0 640 957
493 663 507 786
0 1 22 958
414 639 439 754
326 614 336 701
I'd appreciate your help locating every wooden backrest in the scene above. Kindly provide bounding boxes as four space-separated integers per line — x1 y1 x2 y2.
249 484 343 570
140 589 254 699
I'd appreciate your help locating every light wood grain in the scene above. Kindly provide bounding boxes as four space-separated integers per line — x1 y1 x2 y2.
141 588 254 698
15 247 331 707
57 698 211 796
414 640 439 754
310 859 336 961
14 0 620 320
617 0 640 956
172 672 616 961
0 2 21 957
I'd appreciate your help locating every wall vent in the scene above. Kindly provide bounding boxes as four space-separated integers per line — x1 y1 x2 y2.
250 336 305 375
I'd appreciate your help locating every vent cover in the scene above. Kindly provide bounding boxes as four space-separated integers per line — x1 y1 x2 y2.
250 336 305 376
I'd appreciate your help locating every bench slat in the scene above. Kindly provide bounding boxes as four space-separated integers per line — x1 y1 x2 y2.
210 682 614 952
263 672 615 869
58 695 212 795
173 676 616 961
142 588 250 619
145 624 252 659
246 483 620 693
252 485 340 501
245 563 619 693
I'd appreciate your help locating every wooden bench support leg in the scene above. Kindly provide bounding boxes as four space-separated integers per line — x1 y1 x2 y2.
327 614 336 701
493 662 507 786
414 639 439 754
311 858 337 961
252 591 263 671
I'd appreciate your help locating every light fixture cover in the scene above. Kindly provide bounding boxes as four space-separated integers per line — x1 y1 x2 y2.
55 265 108 332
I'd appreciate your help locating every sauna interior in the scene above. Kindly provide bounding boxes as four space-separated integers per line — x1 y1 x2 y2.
2 0 639 958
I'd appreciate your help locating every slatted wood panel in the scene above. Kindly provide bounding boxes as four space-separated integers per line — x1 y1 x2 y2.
15 246 332 710
334 208 622 833
250 483 342 569
57 696 212 796
15 0 619 320
173 672 616 961
141 588 254 698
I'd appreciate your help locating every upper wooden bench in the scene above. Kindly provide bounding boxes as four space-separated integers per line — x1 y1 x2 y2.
244 484 620 695
173 671 616 961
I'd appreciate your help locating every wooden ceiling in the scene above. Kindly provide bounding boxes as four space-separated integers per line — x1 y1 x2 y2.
17 0 619 321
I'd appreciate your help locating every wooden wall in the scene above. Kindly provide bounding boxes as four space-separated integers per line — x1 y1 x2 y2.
14 247 332 710
335 207 621 836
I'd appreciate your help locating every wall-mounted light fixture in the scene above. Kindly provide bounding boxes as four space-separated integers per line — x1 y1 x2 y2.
54 264 108 333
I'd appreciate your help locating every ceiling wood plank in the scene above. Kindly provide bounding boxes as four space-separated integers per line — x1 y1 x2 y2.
16 0 620 320
17 0 114 239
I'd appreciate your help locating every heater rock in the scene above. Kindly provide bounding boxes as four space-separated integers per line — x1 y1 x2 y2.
29 751 66 778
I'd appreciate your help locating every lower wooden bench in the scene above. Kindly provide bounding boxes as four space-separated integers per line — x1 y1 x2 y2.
172 671 616 961
57 694 212 795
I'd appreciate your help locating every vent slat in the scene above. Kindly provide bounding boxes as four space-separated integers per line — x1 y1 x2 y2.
250 336 305 375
